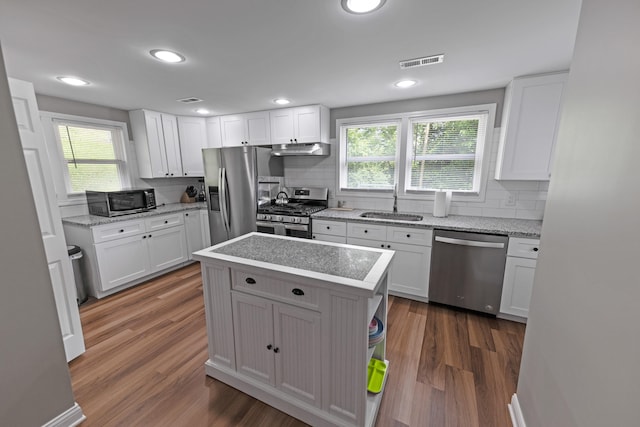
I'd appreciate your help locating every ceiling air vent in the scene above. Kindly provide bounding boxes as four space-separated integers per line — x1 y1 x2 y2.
399 54 445 69
177 97 203 104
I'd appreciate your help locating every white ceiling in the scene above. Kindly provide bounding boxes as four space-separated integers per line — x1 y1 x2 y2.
0 0 582 116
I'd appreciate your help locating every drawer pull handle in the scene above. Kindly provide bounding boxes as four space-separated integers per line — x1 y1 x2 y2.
364 229 368 233
142 235 147 239
164 220 168 224
119 229 124 233
326 226 330 230
273 347 280 353
245 277 256 284
292 288 304 296
533 247 539 252
387 245 391 249
380 244 384 248
148 234 152 238
406 234 411 238
266 344 272 350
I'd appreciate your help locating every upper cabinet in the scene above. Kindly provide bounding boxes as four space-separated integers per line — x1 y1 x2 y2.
220 111 271 146
269 105 329 144
206 116 223 148
495 72 569 180
130 110 183 178
177 116 207 177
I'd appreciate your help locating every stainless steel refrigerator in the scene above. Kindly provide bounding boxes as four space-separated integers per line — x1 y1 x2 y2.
202 146 283 244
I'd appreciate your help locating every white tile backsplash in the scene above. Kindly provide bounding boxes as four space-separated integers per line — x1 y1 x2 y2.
283 130 548 220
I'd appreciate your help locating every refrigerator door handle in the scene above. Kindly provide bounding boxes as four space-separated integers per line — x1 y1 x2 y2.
219 167 230 235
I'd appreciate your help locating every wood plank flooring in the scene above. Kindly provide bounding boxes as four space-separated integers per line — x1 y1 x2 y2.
69 263 525 427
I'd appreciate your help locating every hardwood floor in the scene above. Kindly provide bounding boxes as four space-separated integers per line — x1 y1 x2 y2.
70 263 525 427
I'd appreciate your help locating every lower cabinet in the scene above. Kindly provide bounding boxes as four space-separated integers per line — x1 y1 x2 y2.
147 226 188 271
184 209 211 260
499 237 540 320
94 234 151 291
232 292 321 407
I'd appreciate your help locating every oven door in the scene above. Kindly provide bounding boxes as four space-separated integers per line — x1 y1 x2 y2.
256 221 310 239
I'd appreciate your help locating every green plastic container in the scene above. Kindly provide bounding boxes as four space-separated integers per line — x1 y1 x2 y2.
367 358 387 394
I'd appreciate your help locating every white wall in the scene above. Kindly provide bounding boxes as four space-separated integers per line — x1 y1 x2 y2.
516 0 640 426
0 44 77 427
284 129 548 219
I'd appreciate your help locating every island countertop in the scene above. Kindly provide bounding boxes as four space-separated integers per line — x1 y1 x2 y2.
193 232 394 293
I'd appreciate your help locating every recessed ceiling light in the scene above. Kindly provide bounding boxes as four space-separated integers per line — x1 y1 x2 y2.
195 108 210 115
394 79 417 88
57 76 90 86
150 49 185 63
273 98 291 105
341 0 386 14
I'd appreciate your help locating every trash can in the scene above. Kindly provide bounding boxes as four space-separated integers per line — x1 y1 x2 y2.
67 245 88 305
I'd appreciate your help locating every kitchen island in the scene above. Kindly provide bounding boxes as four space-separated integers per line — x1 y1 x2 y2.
193 233 394 427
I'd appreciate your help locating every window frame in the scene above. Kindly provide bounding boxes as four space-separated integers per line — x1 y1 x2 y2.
335 104 496 202
40 112 131 202
338 118 402 192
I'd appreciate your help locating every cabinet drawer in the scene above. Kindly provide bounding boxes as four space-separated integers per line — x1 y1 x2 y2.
347 222 387 241
508 237 540 259
145 213 184 231
91 219 146 243
386 226 433 246
312 219 346 237
232 270 319 310
312 233 346 244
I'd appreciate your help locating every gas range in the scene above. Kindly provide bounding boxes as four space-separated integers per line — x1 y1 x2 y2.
256 187 328 238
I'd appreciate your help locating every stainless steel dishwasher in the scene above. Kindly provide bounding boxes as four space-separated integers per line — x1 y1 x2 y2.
429 229 509 315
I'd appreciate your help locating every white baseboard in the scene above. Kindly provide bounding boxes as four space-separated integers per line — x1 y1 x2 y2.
508 394 526 427
42 402 85 427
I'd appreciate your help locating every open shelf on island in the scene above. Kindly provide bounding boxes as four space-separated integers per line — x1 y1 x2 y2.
365 359 389 427
367 294 383 324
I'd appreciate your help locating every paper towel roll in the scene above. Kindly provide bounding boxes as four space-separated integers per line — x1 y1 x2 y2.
433 191 452 217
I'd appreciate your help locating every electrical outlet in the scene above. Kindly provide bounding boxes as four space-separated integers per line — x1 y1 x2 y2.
505 194 517 207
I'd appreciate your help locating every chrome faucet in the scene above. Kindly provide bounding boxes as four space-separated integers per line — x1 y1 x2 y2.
392 184 398 213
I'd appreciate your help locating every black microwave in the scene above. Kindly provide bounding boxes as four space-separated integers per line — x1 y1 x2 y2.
86 189 157 217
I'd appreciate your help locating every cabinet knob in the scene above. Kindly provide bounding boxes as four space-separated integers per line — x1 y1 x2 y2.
185 213 189 216
406 234 411 238
387 244 391 249
294 138 298 143
245 277 256 284
326 226 330 230
184 173 187 176
312 235 316 239
273 347 280 353
119 229 124 233
142 235 147 239
266 344 272 350
170 173 174 176
148 234 152 238
380 244 384 248
364 230 368 233
165 173 169 176
533 247 539 252
164 220 168 224
289 139 293 143
292 288 305 296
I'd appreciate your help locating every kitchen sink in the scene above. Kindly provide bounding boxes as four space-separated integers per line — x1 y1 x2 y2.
360 212 424 221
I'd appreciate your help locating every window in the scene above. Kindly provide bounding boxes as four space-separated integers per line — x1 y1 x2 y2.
340 121 400 190
53 120 129 194
407 113 488 192
337 104 495 197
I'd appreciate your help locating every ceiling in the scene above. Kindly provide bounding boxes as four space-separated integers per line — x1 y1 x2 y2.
0 0 582 116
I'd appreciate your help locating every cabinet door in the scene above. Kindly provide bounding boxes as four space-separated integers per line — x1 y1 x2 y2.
206 116 223 148
496 72 568 180
161 114 183 177
500 257 537 318
177 116 206 176
312 233 346 244
293 105 321 143
95 234 151 291
184 211 206 260
232 292 275 385
220 115 246 147
144 111 170 177
147 226 188 273
273 303 321 407
245 111 271 145
270 108 295 144
388 242 431 299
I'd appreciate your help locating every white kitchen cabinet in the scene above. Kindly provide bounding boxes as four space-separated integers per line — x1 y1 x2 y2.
220 111 271 146
205 116 223 148
495 72 569 180
64 212 193 298
184 209 211 260
95 234 151 291
195 234 392 427
269 105 329 144
499 237 540 321
311 218 347 243
347 223 433 301
130 109 183 178
177 116 207 176
232 292 322 406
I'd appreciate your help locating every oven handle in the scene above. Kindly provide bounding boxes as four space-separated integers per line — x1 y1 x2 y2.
435 236 505 249
255 221 308 232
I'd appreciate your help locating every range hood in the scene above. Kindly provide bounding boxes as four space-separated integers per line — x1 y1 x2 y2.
270 143 330 157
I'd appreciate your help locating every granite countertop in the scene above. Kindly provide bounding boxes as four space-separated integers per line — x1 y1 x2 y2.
62 202 207 227
194 233 394 292
313 208 542 238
